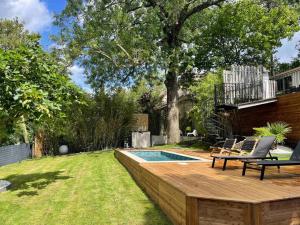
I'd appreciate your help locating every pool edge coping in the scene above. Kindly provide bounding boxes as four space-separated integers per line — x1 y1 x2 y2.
122 150 211 163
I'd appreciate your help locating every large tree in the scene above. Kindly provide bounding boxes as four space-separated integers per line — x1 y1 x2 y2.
0 19 82 143
0 19 39 50
193 0 299 72
55 0 299 143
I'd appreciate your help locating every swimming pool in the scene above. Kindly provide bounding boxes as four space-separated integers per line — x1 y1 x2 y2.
128 150 208 162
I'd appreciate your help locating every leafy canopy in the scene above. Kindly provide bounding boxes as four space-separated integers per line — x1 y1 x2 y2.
55 0 299 89
189 71 222 133
0 18 39 50
193 0 300 71
0 27 83 123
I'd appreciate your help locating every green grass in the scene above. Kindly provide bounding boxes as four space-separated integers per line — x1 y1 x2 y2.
0 151 171 225
271 153 292 160
150 141 209 151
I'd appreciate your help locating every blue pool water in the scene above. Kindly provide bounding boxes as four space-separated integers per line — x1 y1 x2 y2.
130 151 199 162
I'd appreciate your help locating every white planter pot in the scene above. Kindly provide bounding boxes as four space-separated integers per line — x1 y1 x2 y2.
59 145 68 154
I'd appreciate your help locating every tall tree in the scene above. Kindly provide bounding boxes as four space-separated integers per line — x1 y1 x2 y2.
0 20 82 143
55 0 299 143
0 19 39 50
193 0 299 72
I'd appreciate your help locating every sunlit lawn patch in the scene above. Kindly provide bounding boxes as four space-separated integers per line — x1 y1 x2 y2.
0 151 170 225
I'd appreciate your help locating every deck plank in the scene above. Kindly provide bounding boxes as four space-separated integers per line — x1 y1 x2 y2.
140 151 300 203
116 150 300 225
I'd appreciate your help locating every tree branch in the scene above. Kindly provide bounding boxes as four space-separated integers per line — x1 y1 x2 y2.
116 42 140 65
184 0 226 21
145 0 168 20
170 0 226 44
91 49 120 68
126 2 152 13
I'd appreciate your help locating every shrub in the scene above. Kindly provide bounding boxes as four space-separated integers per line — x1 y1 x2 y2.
39 89 137 154
189 71 222 134
185 126 192 133
253 122 292 144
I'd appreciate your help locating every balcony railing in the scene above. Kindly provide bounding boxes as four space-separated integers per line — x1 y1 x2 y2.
215 81 277 108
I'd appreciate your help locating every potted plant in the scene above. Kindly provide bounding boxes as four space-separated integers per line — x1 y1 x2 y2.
253 122 292 147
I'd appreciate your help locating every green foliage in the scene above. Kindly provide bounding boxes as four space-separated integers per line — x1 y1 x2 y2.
194 0 300 71
0 111 23 145
0 36 82 122
53 0 300 88
54 0 164 89
41 90 137 154
0 20 84 145
253 121 292 144
127 80 164 134
267 122 292 143
185 126 192 132
0 18 39 50
55 0 300 143
189 71 222 133
129 79 165 113
253 127 274 137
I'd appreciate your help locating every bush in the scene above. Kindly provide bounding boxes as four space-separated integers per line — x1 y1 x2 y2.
40 89 137 154
189 71 222 134
253 122 292 144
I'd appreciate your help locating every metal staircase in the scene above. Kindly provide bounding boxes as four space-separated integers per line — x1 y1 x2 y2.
204 111 226 141
200 100 227 141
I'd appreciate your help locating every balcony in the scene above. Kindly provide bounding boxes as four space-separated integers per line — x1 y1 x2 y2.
214 81 277 110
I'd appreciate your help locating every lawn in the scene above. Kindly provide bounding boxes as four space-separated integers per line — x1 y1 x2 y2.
0 151 171 225
150 141 209 151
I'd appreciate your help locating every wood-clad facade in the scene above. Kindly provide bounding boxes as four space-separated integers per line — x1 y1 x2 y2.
214 66 300 143
231 91 300 144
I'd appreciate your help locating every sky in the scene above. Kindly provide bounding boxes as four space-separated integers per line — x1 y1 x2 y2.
0 0 299 91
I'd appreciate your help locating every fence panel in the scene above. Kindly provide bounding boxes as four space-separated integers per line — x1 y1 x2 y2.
0 144 31 166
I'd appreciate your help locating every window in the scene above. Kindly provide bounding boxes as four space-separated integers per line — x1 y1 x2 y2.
277 79 284 91
277 76 293 92
284 76 292 89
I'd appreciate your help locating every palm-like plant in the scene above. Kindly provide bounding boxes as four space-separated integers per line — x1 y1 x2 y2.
267 122 292 144
254 122 292 144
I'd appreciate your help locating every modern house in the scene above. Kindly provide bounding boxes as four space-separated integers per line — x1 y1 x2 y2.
273 66 300 94
215 65 300 145
215 65 277 110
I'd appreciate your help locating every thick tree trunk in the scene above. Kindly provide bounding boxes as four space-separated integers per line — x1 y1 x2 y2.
166 71 180 144
33 130 43 158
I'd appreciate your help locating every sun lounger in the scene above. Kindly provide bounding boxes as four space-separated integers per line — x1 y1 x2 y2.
210 138 237 156
211 136 276 170
243 141 300 180
223 138 258 155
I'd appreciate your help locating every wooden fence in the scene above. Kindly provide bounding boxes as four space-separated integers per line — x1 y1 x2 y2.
217 65 277 106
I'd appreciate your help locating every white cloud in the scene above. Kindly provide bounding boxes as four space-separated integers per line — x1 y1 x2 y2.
276 31 300 63
48 43 66 51
0 0 52 32
69 65 92 93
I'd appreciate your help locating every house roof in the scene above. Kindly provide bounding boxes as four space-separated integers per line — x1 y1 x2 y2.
273 66 300 79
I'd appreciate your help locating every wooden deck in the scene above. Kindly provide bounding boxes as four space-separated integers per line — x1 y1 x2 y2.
115 150 300 225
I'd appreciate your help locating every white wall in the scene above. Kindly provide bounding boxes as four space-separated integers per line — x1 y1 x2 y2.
151 135 168 146
132 132 151 148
